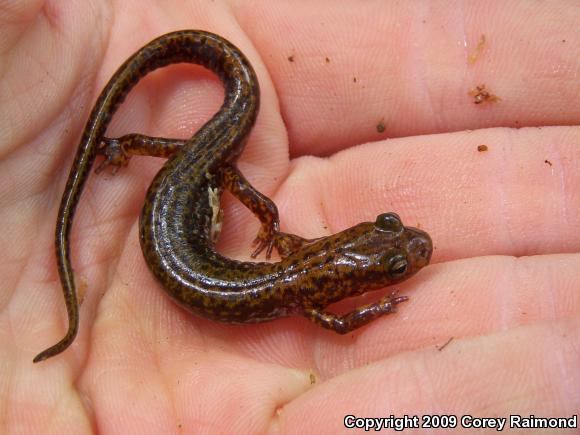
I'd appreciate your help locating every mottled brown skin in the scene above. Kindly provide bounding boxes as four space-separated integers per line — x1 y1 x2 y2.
34 30 433 363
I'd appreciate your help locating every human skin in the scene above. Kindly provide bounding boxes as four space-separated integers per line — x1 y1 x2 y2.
1 0 579 434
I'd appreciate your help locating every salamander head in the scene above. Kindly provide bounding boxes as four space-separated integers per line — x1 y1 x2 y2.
332 212 432 292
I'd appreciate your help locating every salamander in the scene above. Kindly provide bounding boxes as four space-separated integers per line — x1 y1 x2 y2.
34 30 432 363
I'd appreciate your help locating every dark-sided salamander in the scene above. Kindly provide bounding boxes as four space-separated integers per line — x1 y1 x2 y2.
34 30 432 363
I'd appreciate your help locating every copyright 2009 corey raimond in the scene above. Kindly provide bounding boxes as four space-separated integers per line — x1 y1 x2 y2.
343 414 578 431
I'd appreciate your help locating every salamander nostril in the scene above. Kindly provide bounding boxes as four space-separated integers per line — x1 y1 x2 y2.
407 231 433 264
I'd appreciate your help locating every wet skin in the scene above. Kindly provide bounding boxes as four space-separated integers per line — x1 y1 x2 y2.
34 30 433 363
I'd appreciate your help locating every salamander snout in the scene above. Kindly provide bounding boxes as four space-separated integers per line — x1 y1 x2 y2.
405 227 433 272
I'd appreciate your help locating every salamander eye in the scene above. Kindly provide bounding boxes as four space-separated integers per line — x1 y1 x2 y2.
375 213 403 234
388 255 408 278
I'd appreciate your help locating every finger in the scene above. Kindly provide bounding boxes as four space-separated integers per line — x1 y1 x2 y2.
237 1 580 156
280 314 580 429
264 126 580 261
0 1 106 156
313 253 580 376
0 0 43 51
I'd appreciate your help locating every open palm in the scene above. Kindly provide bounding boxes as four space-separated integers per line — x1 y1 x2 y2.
2 1 579 433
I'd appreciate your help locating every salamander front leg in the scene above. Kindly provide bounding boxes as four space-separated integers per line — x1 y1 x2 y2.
303 293 408 334
222 165 312 259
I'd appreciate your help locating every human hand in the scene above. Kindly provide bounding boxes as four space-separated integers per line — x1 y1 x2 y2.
1 1 579 433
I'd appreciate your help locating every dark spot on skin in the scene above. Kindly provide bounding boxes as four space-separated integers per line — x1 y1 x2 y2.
469 85 500 104
376 119 386 133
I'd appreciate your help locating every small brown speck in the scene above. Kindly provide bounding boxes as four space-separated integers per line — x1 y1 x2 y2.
477 144 488 152
376 119 386 133
562 39 566 43
468 84 501 104
287 55 294 62
325 57 330 63
544 159 552 166
309 373 316 384
353 77 357 83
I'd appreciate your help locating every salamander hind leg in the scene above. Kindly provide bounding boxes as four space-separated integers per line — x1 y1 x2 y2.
303 293 409 334
96 134 186 174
